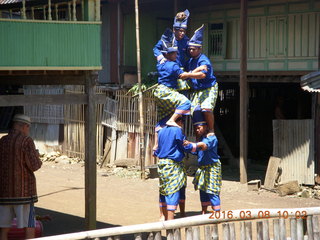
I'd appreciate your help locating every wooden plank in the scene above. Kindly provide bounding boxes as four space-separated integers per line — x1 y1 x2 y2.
167 229 174 240
0 94 105 106
154 232 162 240
84 72 97 230
229 223 236 240
222 223 230 240
279 219 286 240
245 222 252 240
204 225 211 240
312 216 320 239
264 156 281 189
307 216 314 240
192 226 200 240
212 224 219 240
257 221 263 240
239 0 248 184
134 233 142 240
173 228 181 240
240 222 245 240
273 219 280 240
263 220 270 240
290 218 297 240
185 227 193 240
0 74 86 85
297 219 304 239
110 129 117 165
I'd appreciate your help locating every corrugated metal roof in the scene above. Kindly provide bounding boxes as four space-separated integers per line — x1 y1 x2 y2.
300 71 320 92
0 0 22 5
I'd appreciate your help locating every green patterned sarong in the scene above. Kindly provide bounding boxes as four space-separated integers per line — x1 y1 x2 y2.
191 82 219 114
192 161 222 195
158 158 186 196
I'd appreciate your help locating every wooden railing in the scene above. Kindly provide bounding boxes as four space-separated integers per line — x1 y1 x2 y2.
36 207 320 240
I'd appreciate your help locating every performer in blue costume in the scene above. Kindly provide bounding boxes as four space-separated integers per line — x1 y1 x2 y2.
155 116 197 220
153 28 191 128
184 107 222 214
180 25 219 135
153 9 190 69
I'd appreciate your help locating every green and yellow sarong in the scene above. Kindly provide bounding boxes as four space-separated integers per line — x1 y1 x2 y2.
158 158 186 196
193 161 222 195
191 82 219 114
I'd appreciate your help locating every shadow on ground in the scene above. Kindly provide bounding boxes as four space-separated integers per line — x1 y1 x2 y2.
35 207 128 238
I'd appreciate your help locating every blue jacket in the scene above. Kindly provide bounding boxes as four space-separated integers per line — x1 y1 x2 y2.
153 35 189 68
155 126 194 162
157 61 184 89
186 53 216 90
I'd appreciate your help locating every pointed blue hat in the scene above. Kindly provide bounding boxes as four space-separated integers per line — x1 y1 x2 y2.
160 28 178 54
188 24 204 47
173 9 190 29
192 105 207 126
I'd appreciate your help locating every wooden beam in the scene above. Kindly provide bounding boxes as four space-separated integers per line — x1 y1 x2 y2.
0 75 86 85
215 71 311 76
0 94 105 106
84 72 97 230
239 0 248 184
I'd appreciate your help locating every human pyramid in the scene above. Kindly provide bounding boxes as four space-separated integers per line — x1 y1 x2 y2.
152 10 222 221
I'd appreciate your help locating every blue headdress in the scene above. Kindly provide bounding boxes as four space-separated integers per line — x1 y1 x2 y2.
173 9 190 30
160 28 178 54
188 24 204 47
192 105 207 126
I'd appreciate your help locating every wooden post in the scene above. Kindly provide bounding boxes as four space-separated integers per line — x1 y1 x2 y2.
239 0 248 184
43 6 46 20
48 0 52 20
95 0 100 21
31 7 34 19
55 4 58 20
22 0 26 19
273 219 280 240
212 224 219 240
245 222 252 240
85 72 97 230
134 233 142 240
240 222 245 240
229 223 236 240
72 0 77 21
134 0 145 179
68 2 71 20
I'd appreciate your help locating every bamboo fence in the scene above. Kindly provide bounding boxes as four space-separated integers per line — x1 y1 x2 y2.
35 207 320 240
64 85 105 162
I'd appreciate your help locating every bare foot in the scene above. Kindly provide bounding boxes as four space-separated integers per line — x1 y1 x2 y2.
166 120 180 128
159 215 165 221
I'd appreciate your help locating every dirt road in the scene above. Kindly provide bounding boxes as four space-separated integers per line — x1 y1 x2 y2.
34 162 320 237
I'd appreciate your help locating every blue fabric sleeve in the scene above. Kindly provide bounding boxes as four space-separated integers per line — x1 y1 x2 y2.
172 63 184 78
202 136 217 151
153 39 163 58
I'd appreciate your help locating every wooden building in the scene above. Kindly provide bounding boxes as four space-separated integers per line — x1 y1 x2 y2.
104 0 320 184
0 0 103 229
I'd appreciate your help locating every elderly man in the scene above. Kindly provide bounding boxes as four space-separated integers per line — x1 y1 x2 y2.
0 114 42 240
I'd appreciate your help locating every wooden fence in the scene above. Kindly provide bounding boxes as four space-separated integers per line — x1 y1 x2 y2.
36 207 320 240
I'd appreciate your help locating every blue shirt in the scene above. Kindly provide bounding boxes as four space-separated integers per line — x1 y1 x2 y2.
157 61 184 89
153 35 189 68
155 126 193 162
196 135 220 166
186 53 217 90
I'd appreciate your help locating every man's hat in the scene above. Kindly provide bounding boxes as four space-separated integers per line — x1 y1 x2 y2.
13 114 31 125
160 28 178 54
173 9 190 30
188 24 204 47
192 106 207 126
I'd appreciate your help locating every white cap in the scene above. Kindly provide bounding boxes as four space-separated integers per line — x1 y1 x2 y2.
13 114 31 125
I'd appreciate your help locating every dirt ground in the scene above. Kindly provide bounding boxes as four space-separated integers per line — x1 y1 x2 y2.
34 162 320 237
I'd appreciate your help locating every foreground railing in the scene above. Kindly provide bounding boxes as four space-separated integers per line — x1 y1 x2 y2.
37 207 320 240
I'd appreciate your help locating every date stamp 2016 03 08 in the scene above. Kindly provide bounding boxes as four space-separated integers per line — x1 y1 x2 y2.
209 210 307 220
